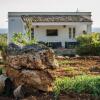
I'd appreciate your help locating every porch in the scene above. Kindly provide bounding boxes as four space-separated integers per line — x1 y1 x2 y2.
20 14 90 48
30 25 77 48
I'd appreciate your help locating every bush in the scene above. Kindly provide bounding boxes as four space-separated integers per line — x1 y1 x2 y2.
0 34 7 50
76 33 100 56
54 75 100 98
0 68 3 75
12 32 37 46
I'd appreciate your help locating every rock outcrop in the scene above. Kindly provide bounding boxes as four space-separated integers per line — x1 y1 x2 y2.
0 75 7 94
5 43 59 93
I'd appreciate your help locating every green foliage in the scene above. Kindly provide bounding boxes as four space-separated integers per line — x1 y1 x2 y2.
58 60 78 65
76 33 100 56
0 68 3 75
12 32 37 46
54 75 100 98
0 34 7 48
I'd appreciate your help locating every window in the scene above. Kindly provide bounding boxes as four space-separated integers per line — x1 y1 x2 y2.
69 27 76 39
69 28 72 39
73 28 76 38
46 29 58 36
65 42 79 49
45 42 62 49
31 28 34 38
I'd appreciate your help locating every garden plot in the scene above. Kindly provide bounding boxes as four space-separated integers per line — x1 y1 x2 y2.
0 52 100 100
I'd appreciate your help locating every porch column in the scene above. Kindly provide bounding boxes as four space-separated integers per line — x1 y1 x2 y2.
62 42 65 48
34 26 37 40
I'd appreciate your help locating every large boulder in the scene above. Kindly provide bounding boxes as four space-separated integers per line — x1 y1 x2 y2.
6 43 59 70
0 75 7 94
6 67 53 92
5 43 59 92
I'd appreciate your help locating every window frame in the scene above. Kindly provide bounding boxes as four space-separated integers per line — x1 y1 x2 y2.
68 27 76 39
31 28 34 38
73 27 76 38
69 27 72 39
46 29 58 36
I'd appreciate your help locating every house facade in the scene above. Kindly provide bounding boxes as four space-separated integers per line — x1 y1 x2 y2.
8 12 92 48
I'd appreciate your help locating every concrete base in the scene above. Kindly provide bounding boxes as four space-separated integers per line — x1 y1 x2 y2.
54 48 76 56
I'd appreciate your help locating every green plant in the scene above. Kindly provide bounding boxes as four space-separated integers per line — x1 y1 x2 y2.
12 32 37 46
54 77 72 98
54 75 100 98
76 33 100 56
0 34 7 60
0 68 3 75
64 67 75 71
0 34 7 49
58 60 79 65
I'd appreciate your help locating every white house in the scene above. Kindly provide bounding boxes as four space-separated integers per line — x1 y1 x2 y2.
8 12 92 48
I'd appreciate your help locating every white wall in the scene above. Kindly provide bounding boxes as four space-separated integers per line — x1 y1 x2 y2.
34 26 68 47
8 16 25 43
34 23 91 47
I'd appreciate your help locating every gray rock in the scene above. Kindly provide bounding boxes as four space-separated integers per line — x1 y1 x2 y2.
5 43 59 93
6 43 49 55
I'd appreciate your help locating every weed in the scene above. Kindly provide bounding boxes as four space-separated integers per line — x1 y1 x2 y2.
54 75 100 98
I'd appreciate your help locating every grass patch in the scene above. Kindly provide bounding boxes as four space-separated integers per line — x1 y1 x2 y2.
63 67 75 71
0 68 3 75
54 75 100 98
58 60 75 65
58 60 82 65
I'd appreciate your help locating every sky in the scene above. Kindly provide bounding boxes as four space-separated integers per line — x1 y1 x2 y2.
0 0 100 28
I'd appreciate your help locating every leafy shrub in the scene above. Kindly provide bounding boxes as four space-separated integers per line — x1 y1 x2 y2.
76 33 100 56
0 34 7 49
54 75 100 98
0 68 3 75
12 32 37 46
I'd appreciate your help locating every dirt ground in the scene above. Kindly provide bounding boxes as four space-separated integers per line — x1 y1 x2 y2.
54 56 100 77
0 56 100 100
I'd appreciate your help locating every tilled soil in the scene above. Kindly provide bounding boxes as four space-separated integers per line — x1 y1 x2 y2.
55 56 100 77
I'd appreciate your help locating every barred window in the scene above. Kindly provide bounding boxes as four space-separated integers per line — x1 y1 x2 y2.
69 28 72 39
46 29 58 36
69 27 76 39
73 28 76 38
31 28 34 38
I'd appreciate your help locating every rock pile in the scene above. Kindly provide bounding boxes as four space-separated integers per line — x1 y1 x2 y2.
4 43 59 93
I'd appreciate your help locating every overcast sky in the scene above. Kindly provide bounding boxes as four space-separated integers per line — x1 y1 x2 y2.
0 0 100 28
